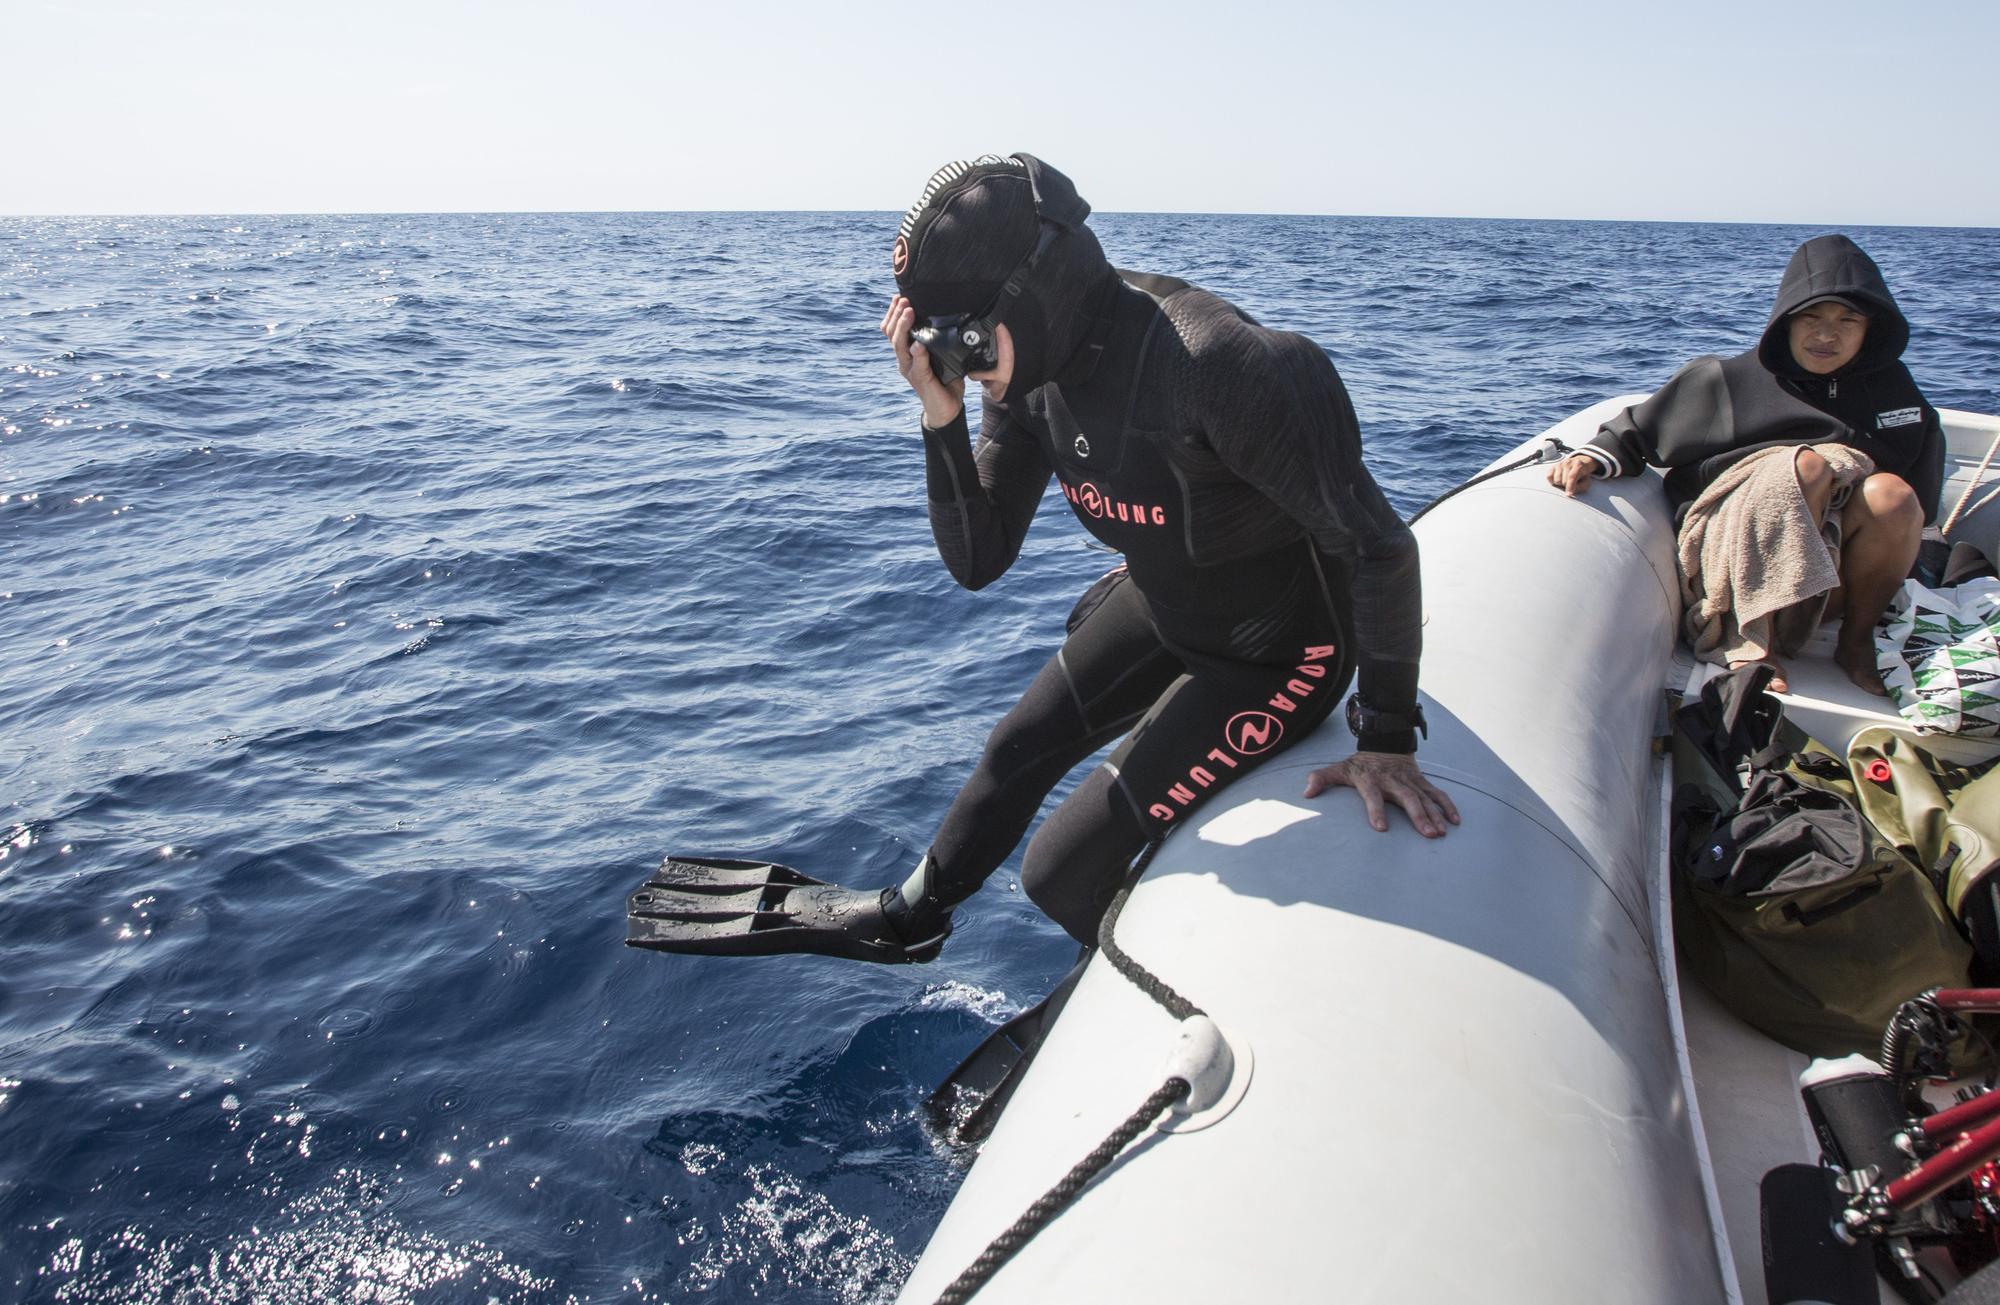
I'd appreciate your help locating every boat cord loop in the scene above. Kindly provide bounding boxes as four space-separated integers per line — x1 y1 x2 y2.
1941 423 2000 537
1408 436 1572 525
933 841 1202 1305
1094 853 1205 1023
932 1078 1191 1305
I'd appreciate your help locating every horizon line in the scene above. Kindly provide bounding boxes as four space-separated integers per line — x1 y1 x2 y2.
2 208 1995 232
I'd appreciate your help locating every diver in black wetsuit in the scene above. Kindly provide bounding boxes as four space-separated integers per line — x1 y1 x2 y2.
625 154 1456 965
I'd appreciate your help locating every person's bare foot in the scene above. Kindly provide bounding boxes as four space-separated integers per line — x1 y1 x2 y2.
1731 656 1790 693
1835 639 1888 696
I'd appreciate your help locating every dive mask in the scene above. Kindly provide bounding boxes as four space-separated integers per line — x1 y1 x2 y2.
910 312 999 386
901 188 1068 389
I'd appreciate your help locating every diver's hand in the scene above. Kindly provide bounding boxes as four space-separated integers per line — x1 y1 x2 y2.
1547 452 1601 497
881 295 965 429
1303 752 1460 838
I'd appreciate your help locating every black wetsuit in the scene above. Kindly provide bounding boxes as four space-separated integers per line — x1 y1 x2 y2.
918 270 1422 941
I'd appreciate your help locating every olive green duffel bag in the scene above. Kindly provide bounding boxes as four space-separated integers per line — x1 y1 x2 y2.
1671 665 1973 1058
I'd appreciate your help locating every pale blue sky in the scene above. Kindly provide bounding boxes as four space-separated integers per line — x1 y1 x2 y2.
10 0 1997 224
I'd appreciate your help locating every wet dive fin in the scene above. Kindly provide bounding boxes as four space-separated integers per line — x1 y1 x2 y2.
625 856 948 964
925 956 1087 1146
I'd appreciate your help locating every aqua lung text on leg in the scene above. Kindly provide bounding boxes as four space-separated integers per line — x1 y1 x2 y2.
1146 645 1338 823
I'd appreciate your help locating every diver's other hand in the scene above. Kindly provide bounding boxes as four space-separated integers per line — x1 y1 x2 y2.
1547 452 1601 497
881 295 965 429
1302 752 1460 838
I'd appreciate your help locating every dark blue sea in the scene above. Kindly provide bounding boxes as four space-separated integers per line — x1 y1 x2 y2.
2 211 1996 1303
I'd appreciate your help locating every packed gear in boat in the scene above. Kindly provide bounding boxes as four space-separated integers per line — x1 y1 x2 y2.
1846 726 2000 966
1670 662 1974 1056
1763 988 2000 1303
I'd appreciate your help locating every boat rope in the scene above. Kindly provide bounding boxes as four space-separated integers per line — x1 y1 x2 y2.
1408 436 1572 525
932 1077 1192 1305
1941 424 2000 537
1094 842 1204 1021
931 840 1201 1304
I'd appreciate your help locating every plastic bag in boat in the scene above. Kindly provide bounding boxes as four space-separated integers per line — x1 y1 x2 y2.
1875 577 2000 737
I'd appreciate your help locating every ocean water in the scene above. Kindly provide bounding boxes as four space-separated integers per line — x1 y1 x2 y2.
2 210 1996 1303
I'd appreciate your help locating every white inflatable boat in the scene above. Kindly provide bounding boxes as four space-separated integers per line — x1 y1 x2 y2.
895 399 2000 1305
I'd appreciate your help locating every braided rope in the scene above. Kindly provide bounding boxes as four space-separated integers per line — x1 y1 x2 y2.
1942 425 2000 538
934 1077 1193 1305
930 840 1205 1303
1096 868 1203 1023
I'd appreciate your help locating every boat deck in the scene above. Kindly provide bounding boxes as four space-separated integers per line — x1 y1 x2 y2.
1667 410 2000 1304
1667 632 1985 1305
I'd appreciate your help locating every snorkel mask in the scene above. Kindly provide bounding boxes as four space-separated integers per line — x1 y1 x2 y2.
909 313 999 386
895 154 1093 396
907 219 1061 384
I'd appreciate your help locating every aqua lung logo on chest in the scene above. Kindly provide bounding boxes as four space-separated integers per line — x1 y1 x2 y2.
1878 407 1922 429
1063 480 1167 527
1145 645 1339 824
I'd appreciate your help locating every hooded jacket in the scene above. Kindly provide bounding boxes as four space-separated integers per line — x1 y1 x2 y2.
1584 234 1943 520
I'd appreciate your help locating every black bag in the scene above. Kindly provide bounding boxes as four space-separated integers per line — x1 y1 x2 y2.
1670 664 1972 1057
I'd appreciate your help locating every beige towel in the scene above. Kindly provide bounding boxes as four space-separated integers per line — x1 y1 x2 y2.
1677 443 1875 666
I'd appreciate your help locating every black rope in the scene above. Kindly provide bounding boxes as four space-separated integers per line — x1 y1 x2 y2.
930 840 1205 1304
934 1077 1193 1305
1408 438 1572 525
1096 870 1203 1022
923 434 1578 1303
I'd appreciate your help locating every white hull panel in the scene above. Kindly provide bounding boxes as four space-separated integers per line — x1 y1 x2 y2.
900 398 1731 1303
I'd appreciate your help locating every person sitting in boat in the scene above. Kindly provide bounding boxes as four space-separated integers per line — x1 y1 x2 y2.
1546 233 1943 696
629 153 1457 965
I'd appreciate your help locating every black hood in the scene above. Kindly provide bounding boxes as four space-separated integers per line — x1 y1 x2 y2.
1756 234 1910 379
893 153 1119 405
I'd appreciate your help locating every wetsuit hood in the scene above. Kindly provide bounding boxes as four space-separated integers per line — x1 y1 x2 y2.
1756 234 1910 379
893 153 1119 405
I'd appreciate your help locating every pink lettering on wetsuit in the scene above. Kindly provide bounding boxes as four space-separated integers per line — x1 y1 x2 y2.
1147 645 1339 824
1063 480 1168 528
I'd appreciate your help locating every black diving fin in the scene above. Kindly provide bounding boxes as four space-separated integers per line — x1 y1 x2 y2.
925 955 1088 1146
625 856 949 964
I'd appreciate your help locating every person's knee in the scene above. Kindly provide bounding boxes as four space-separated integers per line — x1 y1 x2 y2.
974 704 1063 788
1020 847 1102 945
1859 472 1922 533
1794 448 1837 520
975 719 1030 777
1021 802 1140 945
1019 849 1062 917
1793 446 1832 489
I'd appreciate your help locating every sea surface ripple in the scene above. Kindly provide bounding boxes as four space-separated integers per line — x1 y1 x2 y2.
2 211 1996 1302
